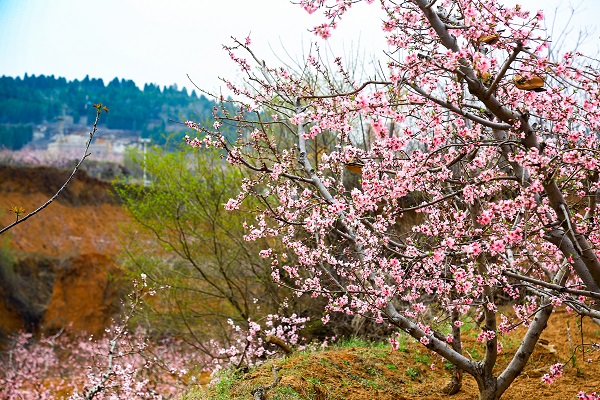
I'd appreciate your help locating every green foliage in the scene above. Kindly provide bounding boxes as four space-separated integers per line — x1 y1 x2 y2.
360 377 383 390
465 345 482 359
335 337 389 349
396 335 408 353
185 369 242 400
115 144 289 349
306 377 322 385
335 337 370 348
213 369 242 400
195 337 417 400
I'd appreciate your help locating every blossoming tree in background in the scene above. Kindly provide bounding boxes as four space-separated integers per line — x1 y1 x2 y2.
0 277 193 400
186 0 600 398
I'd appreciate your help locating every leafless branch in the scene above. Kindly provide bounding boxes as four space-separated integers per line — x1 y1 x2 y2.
0 107 107 235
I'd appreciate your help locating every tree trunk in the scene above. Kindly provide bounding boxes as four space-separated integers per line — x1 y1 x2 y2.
476 374 499 400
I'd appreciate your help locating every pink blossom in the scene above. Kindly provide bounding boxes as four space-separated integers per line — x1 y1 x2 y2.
224 198 240 210
477 330 496 343
489 240 505 254
314 23 333 39
542 363 563 385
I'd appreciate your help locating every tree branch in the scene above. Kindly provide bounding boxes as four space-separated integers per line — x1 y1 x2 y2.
0 108 106 235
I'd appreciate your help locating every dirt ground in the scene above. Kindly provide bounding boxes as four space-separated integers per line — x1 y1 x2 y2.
0 165 129 334
210 309 600 400
0 165 127 258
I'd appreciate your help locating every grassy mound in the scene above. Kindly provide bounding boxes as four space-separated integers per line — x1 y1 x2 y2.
184 310 600 399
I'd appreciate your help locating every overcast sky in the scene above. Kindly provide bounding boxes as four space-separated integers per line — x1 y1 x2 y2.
0 0 598 94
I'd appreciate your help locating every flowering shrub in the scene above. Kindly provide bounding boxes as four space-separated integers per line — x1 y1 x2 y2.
0 328 193 399
0 282 308 399
579 391 600 400
115 147 318 375
184 0 600 398
0 277 195 399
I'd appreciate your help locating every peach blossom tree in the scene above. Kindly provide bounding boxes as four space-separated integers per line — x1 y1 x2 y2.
185 1 600 398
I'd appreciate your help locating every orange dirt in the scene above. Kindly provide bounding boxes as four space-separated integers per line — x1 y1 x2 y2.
41 252 124 335
0 165 127 258
0 165 130 335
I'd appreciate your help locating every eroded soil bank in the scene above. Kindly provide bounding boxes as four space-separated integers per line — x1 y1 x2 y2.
0 165 129 336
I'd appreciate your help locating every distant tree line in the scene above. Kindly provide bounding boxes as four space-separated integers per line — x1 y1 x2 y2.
0 74 216 148
0 124 33 150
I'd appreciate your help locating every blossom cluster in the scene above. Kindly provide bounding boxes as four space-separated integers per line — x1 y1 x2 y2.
209 313 309 372
541 363 563 385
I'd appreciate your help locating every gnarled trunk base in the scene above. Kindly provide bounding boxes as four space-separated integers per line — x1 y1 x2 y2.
442 369 462 396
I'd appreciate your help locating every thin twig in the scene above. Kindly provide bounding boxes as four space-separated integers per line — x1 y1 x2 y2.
0 108 107 235
484 43 523 98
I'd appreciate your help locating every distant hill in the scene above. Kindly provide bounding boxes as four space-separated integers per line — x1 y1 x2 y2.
0 74 216 149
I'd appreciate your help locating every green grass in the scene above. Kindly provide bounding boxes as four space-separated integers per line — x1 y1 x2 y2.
460 319 480 338
178 386 207 399
365 365 381 376
319 356 332 367
340 378 353 387
406 366 419 380
334 337 369 348
466 346 483 360
212 369 241 400
413 351 431 365
306 377 322 386
190 336 409 399
335 337 390 350
500 334 521 351
271 386 307 400
360 377 384 390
